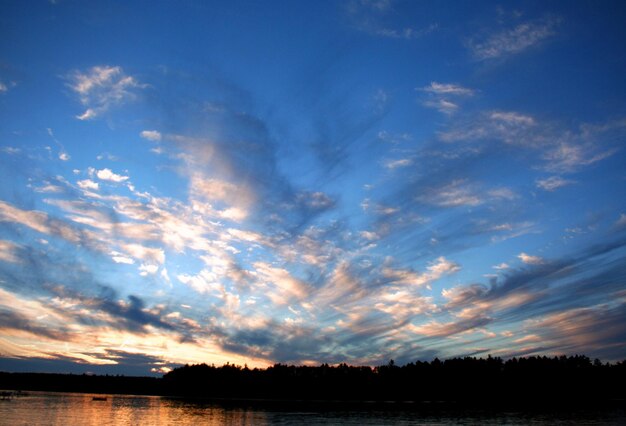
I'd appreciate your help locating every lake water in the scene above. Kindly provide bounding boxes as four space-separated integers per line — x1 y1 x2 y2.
0 391 624 425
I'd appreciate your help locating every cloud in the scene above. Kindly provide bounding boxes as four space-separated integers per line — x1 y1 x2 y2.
346 1 437 40
490 111 535 126
120 243 165 265
617 214 626 228
140 130 162 141
1 147 20 155
96 168 129 183
253 262 310 305
542 142 617 174
0 200 82 244
518 252 544 265
469 17 559 60
0 240 21 263
418 180 513 209
377 131 412 144
421 82 475 96
536 176 575 191
423 99 459 115
372 24 438 40
383 158 412 169
382 256 460 288
110 251 134 264
438 112 621 173
77 179 99 191
419 82 474 115
0 310 70 341
67 65 143 120
0 81 8 92
58 152 70 161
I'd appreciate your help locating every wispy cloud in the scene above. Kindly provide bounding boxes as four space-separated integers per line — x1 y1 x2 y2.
518 252 544 265
439 112 621 173
418 179 514 208
67 65 144 120
346 0 437 40
384 158 413 169
421 82 475 96
469 17 559 60
140 130 162 141
0 240 21 263
419 82 474 115
536 176 575 191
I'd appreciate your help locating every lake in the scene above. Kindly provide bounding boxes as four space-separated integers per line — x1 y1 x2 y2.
0 391 624 425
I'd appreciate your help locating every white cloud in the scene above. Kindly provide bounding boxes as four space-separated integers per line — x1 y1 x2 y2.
68 65 143 120
121 243 165 264
382 256 459 288
421 180 482 207
542 142 616 173
297 191 334 209
1 147 21 155
383 158 413 169
0 82 8 92
139 263 159 276
110 251 135 264
177 270 224 295
518 252 544 265
439 113 621 173
616 213 626 228
493 263 509 270
76 109 97 121
373 24 438 40
421 82 474 96
59 152 70 161
377 131 412 144
536 176 575 191
360 230 379 241
420 82 474 115
423 99 458 115
140 130 162 141
438 110 537 145
77 179 99 191
487 187 516 200
253 262 309 305
96 168 129 183
34 183 63 194
490 111 535 126
469 18 558 60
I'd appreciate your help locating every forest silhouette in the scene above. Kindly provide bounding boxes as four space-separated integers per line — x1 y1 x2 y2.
1 355 625 406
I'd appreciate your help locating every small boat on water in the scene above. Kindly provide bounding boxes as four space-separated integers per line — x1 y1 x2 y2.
92 396 107 401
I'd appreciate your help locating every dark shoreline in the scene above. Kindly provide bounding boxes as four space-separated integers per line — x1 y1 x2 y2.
1 355 625 409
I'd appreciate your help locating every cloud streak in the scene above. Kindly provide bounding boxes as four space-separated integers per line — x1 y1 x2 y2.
469 17 559 60
67 66 144 120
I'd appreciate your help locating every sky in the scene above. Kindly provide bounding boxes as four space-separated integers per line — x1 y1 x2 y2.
0 0 625 376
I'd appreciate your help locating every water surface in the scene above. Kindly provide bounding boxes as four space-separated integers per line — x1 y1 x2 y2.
0 391 623 425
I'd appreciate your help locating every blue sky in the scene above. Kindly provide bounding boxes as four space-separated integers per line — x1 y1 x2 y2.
0 0 625 376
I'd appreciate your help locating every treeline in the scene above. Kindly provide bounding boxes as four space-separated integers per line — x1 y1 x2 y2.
1 355 625 404
162 355 626 403
0 372 160 396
